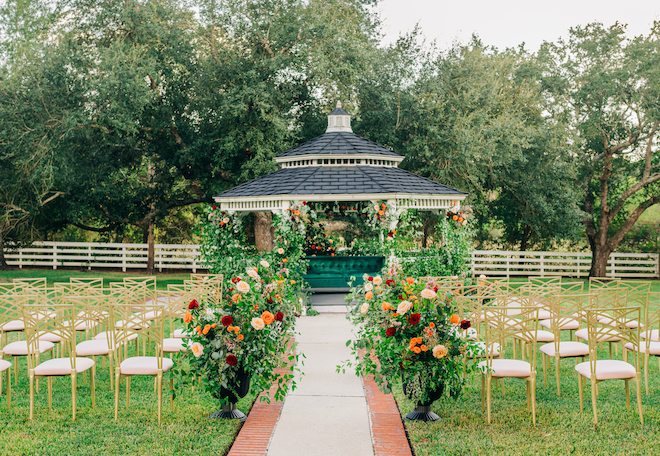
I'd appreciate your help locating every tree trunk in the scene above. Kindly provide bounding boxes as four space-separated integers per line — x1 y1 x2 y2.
254 212 273 252
0 233 8 270
519 225 532 252
146 220 155 274
589 244 611 278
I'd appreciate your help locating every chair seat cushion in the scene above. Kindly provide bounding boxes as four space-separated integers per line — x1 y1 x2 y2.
3 340 54 355
34 357 95 376
641 329 659 341
0 319 25 331
575 359 637 380
120 356 174 375
540 341 589 358
539 318 580 330
624 341 660 355
597 316 640 328
575 328 621 342
478 359 532 377
172 328 191 339
514 330 554 342
0 359 11 371
76 339 111 356
38 331 63 342
163 338 187 353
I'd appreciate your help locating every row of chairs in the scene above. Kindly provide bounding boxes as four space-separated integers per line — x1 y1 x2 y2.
427 276 655 425
0 275 222 422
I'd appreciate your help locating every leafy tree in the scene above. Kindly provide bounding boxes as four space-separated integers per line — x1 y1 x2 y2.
538 23 660 276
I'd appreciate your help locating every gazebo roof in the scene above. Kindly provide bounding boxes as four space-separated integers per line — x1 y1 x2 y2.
214 103 467 212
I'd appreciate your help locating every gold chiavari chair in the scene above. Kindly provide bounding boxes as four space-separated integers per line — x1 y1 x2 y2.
575 289 627 358
575 307 643 425
23 303 95 420
624 292 660 395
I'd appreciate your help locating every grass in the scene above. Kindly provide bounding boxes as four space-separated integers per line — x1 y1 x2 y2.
0 269 193 290
0 336 256 455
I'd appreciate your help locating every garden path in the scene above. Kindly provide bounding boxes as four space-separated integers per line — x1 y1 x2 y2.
266 293 374 455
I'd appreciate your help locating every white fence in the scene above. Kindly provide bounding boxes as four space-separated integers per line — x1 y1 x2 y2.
2 241 204 272
471 250 659 278
1 242 658 278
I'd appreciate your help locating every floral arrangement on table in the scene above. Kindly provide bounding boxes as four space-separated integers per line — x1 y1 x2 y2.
340 265 482 405
180 260 301 404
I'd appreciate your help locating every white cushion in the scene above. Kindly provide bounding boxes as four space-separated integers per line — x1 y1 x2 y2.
0 359 11 371
641 330 659 341
575 328 621 342
597 316 640 328
575 359 637 380
3 340 54 355
0 319 24 331
624 341 660 356
163 338 187 352
539 341 589 358
119 356 174 375
38 331 63 342
34 357 95 376
172 328 191 339
539 318 580 330
478 359 532 377
514 330 554 342
76 339 111 356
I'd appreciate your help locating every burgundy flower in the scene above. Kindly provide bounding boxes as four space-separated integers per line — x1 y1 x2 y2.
188 299 199 310
408 313 421 325
275 311 284 322
221 315 233 327
231 277 241 284
368 276 374 282
386 279 394 286
385 327 396 337
433 285 439 293
225 355 238 366
212 205 217 210
460 320 471 330
399 294 405 300
267 297 274 304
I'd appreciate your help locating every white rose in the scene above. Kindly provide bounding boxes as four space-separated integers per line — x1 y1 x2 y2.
204 307 216 317
260 260 270 268
373 205 379 211
373 277 382 286
397 301 412 315
364 283 373 291
236 281 250 293
278 248 285 254
421 288 437 300
191 342 204 358
361 303 369 314
251 317 265 330
247 268 259 279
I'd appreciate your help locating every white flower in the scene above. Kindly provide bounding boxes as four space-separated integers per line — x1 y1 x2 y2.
364 283 373 291
260 260 270 268
373 277 382 286
223 217 230 224
421 288 437 300
251 317 265 330
361 303 369 314
236 281 250 293
479 274 486 278
373 205 379 211
277 248 285 254
247 268 259 279
204 307 216 317
397 301 412 315
191 342 204 358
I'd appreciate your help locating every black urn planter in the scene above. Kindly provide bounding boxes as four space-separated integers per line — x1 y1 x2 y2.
402 381 444 422
209 367 251 422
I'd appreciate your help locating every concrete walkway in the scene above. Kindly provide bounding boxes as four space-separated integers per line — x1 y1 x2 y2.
266 294 374 456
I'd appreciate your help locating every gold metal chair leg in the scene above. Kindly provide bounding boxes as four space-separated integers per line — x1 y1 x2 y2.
29 373 34 420
578 374 584 412
109 352 114 390
157 373 163 424
542 354 547 388
531 377 537 425
644 354 649 395
487 374 492 424
6 369 10 409
126 377 131 408
480 374 485 412
555 355 561 396
48 377 53 410
636 374 644 425
591 378 598 425
91 368 95 408
114 373 120 420
72 373 77 421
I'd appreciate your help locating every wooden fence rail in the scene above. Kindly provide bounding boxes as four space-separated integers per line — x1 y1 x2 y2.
1 242 658 278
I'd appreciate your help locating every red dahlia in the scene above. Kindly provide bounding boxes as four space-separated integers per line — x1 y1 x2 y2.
460 320 471 330
385 327 396 337
188 299 199 309
221 315 233 327
408 313 421 325
275 311 284 321
225 355 238 366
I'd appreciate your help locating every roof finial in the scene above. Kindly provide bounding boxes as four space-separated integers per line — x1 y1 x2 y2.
326 101 352 133
336 100 342 109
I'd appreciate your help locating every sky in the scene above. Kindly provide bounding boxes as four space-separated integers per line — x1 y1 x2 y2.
378 0 660 51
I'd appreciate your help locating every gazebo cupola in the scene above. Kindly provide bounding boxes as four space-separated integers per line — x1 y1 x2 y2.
214 103 467 212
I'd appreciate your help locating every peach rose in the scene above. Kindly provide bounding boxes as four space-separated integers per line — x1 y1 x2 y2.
247 268 259 279
421 288 437 300
382 302 391 312
260 260 270 268
364 283 373 291
373 277 383 286
361 303 369 314
191 342 204 358
183 311 192 324
236 281 250 293
432 344 448 359
406 277 415 285
365 291 373 300
251 317 265 330
277 248 285 254
397 300 412 315
261 311 275 325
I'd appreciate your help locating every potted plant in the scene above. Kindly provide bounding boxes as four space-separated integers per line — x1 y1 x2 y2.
341 265 481 421
179 261 300 420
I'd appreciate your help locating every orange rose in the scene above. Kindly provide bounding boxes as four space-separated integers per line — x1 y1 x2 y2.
365 291 373 300
261 311 275 325
234 326 240 333
232 294 241 303
429 322 435 328
227 325 234 332
211 323 217 329
450 314 460 324
452 215 458 221
238 334 244 340
202 324 211 335
458 217 463 223
283 258 288 263
183 312 192 324
413 347 421 354
378 210 384 216
421 345 428 352
382 302 391 312
406 277 415 285
195 325 201 334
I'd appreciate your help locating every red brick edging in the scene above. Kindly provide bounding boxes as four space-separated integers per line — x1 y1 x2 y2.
363 374 414 456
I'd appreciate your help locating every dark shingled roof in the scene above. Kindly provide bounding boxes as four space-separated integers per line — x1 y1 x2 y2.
328 107 351 116
215 166 466 198
276 132 402 158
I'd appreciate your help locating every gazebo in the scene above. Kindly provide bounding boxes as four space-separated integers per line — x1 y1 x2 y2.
214 103 466 217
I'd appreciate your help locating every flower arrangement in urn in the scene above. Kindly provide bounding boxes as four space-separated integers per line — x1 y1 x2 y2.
181 261 300 419
341 264 481 421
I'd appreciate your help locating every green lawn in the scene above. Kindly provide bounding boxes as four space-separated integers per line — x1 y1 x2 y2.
0 269 193 290
0 339 255 455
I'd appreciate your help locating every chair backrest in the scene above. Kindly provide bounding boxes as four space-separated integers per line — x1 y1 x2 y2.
585 307 641 373
65 294 110 341
22 303 78 369
588 277 621 290
483 306 540 368
560 282 585 294
530 277 562 286
13 278 47 289
70 278 104 288
0 283 27 295
547 293 597 348
183 279 222 305
593 288 627 309
618 281 651 308
0 293 36 329
110 303 165 366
